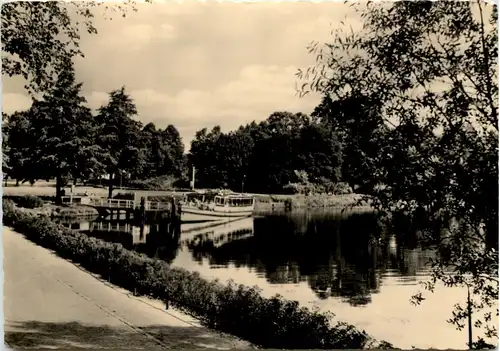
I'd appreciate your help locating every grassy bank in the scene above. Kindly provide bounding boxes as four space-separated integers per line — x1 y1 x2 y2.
3 195 98 218
2 200 391 349
3 184 183 200
40 204 98 218
289 193 371 209
3 184 371 211
254 193 372 211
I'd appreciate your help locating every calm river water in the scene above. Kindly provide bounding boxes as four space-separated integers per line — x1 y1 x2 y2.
59 210 497 349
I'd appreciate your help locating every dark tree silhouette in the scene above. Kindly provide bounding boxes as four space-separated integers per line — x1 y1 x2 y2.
297 1 498 345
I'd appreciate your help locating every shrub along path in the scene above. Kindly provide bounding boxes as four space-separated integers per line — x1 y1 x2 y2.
3 227 252 349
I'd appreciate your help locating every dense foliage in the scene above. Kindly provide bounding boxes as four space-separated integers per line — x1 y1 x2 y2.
188 112 345 194
124 175 183 191
5 65 104 200
297 1 498 347
2 201 392 350
4 195 44 209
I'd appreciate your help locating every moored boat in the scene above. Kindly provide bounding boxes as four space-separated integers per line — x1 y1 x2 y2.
180 191 255 227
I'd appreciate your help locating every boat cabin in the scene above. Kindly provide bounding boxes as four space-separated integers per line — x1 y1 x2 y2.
182 191 254 212
214 195 254 208
183 191 217 204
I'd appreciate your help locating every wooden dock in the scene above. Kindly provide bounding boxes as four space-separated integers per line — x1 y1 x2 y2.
90 198 171 211
61 194 182 222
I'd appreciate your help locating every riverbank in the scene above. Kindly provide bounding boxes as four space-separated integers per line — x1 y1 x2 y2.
2 200 391 349
3 181 109 197
25 203 98 218
3 195 99 218
254 193 372 211
3 227 251 349
3 183 372 212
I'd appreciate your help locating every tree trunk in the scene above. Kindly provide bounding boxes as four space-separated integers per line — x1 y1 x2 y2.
73 178 78 186
485 217 498 251
55 175 63 205
108 173 114 199
15 179 19 187
467 286 473 349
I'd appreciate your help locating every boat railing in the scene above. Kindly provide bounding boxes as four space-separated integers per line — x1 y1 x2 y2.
89 198 170 210
90 198 135 208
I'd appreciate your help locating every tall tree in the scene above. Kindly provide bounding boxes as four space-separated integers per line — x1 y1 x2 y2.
246 112 306 192
20 64 103 202
189 126 225 188
140 122 159 179
312 95 387 192
161 124 185 177
96 87 143 198
297 122 343 184
139 123 185 179
298 1 498 346
2 111 35 186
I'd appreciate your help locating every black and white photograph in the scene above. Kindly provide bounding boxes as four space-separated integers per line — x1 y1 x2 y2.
1 0 498 350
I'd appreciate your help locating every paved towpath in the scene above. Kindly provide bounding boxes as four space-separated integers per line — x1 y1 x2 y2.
3 227 252 349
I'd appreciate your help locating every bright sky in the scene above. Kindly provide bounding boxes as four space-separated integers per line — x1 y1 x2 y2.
2 1 361 148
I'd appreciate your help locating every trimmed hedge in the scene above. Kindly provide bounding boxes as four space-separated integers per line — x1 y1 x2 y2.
2 200 392 349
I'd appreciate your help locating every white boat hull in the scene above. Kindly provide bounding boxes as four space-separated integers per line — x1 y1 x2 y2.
181 207 253 233
181 207 252 221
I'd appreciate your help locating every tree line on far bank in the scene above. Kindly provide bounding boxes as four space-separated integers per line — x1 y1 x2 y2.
187 99 386 195
2 80 389 199
2 67 389 199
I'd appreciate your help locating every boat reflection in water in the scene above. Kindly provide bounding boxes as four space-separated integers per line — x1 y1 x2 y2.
58 217 169 245
56 215 181 263
180 216 254 249
55 215 255 264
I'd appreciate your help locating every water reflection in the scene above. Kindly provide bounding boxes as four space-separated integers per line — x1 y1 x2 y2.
58 211 435 307
182 217 255 265
179 212 434 306
56 216 181 264
57 211 460 348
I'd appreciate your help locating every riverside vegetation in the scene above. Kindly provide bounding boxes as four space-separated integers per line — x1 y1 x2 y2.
4 195 45 209
3 195 98 218
3 199 392 349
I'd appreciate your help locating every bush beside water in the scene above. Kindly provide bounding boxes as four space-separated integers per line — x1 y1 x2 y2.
4 195 45 209
3 199 392 349
290 194 369 209
282 181 353 196
254 193 370 211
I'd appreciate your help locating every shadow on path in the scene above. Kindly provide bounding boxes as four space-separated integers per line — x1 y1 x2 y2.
5 320 237 349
